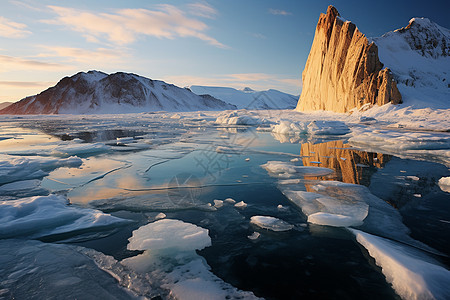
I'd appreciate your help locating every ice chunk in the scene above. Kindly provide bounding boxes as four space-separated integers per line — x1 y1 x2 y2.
250 216 294 231
0 155 82 185
282 186 369 227
261 161 334 178
215 111 268 125
438 176 450 193
234 201 248 209
351 229 450 300
271 121 307 135
248 232 261 240
0 179 47 197
224 198 236 204
307 121 350 135
155 212 166 220
127 219 211 252
0 194 131 240
213 199 224 208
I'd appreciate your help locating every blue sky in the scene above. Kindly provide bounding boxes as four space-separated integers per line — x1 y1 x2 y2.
0 0 449 103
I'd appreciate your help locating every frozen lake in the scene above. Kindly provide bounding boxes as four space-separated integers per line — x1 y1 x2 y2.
1 110 449 300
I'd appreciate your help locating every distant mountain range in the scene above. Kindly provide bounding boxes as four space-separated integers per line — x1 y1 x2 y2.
0 71 236 114
189 86 298 109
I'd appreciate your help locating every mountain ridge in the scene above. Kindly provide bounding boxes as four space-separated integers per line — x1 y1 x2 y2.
0 71 236 114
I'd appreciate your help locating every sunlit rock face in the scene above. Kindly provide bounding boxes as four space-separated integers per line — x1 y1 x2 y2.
300 140 390 186
296 5 402 113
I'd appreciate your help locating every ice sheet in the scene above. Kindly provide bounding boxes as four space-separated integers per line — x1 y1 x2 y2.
0 194 131 240
0 240 139 300
0 155 82 185
351 229 450 300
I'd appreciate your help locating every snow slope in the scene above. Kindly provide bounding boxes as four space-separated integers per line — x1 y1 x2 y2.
189 85 298 109
0 71 236 114
372 17 450 109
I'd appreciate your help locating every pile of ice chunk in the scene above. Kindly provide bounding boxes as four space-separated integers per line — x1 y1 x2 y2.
271 120 349 136
351 229 450 300
0 155 82 185
250 216 294 231
0 194 131 240
215 110 269 126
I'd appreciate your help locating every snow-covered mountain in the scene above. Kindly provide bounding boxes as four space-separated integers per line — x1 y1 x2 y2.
373 17 450 109
189 85 298 109
0 71 236 114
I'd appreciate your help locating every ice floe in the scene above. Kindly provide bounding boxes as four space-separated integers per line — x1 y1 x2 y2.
351 229 450 300
0 155 82 185
250 216 294 232
122 219 259 299
234 201 248 209
0 194 131 240
127 219 211 252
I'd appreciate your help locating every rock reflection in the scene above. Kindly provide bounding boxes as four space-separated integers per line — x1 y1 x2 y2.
300 140 391 186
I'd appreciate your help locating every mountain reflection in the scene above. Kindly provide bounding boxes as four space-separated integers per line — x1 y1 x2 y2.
300 140 391 186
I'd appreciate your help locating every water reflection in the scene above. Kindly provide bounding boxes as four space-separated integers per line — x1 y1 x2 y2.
300 140 391 186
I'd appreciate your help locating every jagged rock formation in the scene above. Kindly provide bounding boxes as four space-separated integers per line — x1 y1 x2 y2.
301 140 390 186
0 71 236 114
296 5 402 113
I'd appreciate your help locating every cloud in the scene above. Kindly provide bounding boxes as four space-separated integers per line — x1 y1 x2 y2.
37 46 126 64
0 54 68 71
41 4 227 48
0 16 31 38
268 9 292 16
164 73 301 94
251 33 267 39
187 2 218 19
0 81 52 88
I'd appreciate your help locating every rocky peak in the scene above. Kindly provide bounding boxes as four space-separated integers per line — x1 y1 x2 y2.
296 5 402 113
393 17 449 58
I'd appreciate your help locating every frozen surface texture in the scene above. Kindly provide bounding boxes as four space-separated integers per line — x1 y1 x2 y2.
0 194 131 240
351 229 450 300
0 240 138 300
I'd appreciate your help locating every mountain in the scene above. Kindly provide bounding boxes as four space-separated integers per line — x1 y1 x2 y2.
0 102 12 110
0 71 236 114
373 18 450 109
189 86 298 109
296 5 402 113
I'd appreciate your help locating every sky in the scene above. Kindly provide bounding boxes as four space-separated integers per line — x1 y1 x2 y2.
0 0 449 103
